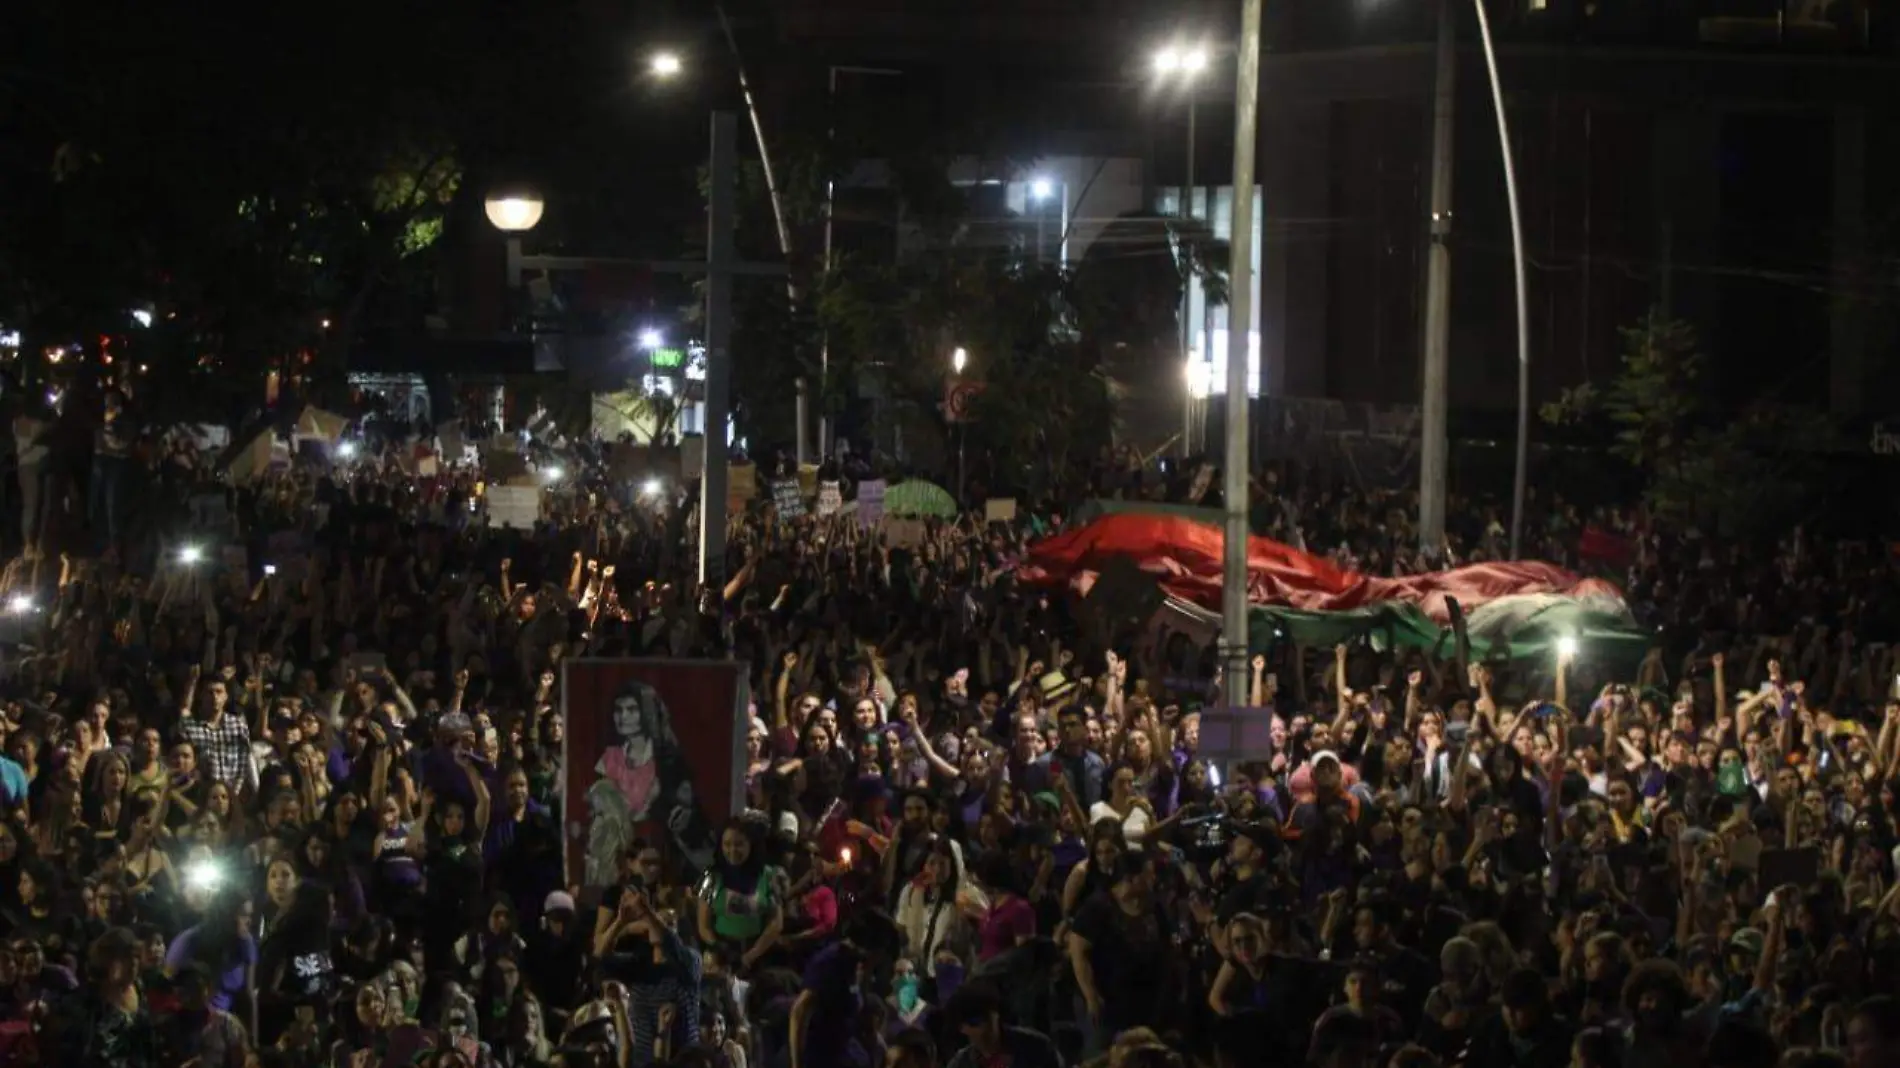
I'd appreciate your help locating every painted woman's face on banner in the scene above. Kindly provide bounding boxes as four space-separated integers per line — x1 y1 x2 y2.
614 693 647 742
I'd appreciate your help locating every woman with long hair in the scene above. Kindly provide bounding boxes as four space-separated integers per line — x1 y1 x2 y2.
256 879 336 1046
1061 819 1128 920
421 793 487 974
586 678 713 883
257 856 301 943
163 885 258 1031
120 796 177 923
697 819 783 972
81 748 134 845
895 836 985 980
295 828 365 930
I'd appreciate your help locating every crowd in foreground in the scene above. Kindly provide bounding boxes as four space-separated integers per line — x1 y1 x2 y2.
0 407 1898 1068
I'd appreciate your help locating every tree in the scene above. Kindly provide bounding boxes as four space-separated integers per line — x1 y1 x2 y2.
0 2 572 424
1543 309 1837 534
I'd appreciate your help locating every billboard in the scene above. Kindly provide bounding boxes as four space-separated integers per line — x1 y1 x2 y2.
561 659 748 889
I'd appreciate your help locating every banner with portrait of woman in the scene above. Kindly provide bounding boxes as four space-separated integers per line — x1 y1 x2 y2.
561 658 748 889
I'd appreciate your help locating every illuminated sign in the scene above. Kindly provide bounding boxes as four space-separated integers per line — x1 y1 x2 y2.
649 346 685 369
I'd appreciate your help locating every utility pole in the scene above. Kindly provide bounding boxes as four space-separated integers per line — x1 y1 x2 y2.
1468 0 1531 559
699 113 737 589
1221 0 1261 711
1418 0 1455 556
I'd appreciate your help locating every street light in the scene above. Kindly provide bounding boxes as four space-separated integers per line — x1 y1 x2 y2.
1155 40 1213 459
639 328 665 350
650 51 683 78
483 191 545 233
950 347 969 501
1153 44 1210 76
1026 176 1068 265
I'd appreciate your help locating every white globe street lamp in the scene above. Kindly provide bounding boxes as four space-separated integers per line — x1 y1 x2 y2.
484 193 545 233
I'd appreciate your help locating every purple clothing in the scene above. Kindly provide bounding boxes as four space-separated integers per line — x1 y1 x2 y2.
164 926 258 1012
416 745 494 811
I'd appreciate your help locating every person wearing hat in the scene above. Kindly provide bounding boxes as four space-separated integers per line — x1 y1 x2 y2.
525 889 585 1019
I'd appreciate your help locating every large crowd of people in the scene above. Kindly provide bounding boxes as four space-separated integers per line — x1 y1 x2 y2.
1 395 1898 1068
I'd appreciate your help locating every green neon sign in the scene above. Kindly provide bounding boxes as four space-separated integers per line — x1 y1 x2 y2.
650 346 685 369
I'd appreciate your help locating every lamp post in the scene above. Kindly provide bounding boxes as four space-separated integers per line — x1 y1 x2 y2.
1028 177 1069 265
485 191 545 296
1411 0 1531 559
1221 0 1261 713
817 65 903 465
951 347 968 500
483 115 772 587
1154 42 1211 460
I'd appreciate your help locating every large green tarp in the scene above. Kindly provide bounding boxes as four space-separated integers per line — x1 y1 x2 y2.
1195 595 1648 663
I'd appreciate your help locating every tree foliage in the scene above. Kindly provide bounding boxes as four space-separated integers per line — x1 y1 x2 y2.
1542 309 1837 534
0 2 571 423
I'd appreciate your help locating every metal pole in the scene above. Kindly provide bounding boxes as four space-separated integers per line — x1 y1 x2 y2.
1180 96 1198 459
1222 0 1261 708
1059 183 1071 267
811 65 841 468
1471 0 1530 559
700 113 737 590
1419 0 1455 556
1187 95 1197 203
714 2 803 462
957 426 966 503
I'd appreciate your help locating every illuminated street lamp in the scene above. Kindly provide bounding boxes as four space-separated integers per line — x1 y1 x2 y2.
484 190 545 233
651 51 683 78
1153 44 1210 76
639 328 665 351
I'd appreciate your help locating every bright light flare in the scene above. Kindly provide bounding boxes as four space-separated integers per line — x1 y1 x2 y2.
336 441 358 460
651 52 683 78
185 859 225 893
179 545 205 566
1557 636 1579 660
951 347 968 374
545 465 566 483
1154 45 1210 77
1029 178 1055 201
6 594 33 615
639 328 665 350
641 478 662 497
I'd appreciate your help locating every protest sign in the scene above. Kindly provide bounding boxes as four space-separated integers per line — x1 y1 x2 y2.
985 498 1017 523
885 517 927 549
857 479 887 527
816 481 843 517
488 486 541 530
729 463 757 501
296 406 349 443
771 478 806 519
227 432 274 485
609 442 649 484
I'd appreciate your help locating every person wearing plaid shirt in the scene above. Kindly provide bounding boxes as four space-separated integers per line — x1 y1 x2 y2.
176 670 254 793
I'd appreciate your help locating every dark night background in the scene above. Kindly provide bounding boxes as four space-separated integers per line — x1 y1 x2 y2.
2 0 1897 508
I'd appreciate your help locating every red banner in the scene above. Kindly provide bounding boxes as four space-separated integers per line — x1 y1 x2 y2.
1024 513 1619 624
561 659 749 889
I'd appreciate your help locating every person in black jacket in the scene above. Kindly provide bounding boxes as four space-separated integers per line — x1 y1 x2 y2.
1466 967 1573 1068
942 982 1060 1068
42 926 163 1068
